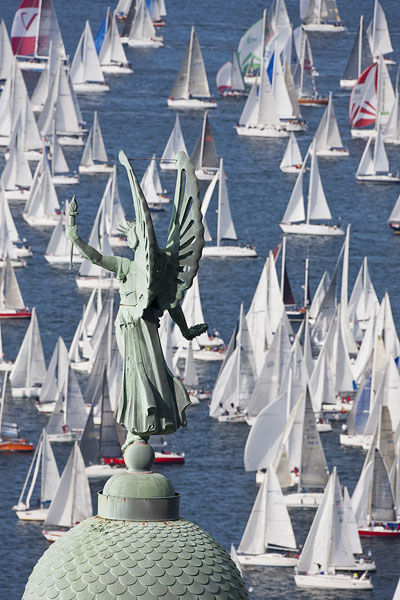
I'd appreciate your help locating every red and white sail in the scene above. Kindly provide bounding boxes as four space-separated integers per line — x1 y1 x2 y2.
349 63 377 129
11 0 40 56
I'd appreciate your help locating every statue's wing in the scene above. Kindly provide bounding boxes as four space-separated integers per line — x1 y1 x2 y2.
158 152 204 310
119 151 161 313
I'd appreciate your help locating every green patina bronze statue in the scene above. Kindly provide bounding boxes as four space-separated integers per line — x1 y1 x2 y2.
67 151 207 441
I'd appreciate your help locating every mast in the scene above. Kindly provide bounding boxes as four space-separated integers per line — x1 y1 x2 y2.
199 112 207 170
34 0 43 58
186 26 194 99
280 236 286 300
306 144 315 225
304 257 309 309
237 304 243 408
358 15 363 78
372 0 377 56
216 158 223 247
257 9 267 126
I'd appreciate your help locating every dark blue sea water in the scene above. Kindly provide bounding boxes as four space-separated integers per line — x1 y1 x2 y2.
1 0 400 598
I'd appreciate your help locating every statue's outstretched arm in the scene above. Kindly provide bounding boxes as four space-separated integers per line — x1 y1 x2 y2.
67 225 119 273
168 305 208 341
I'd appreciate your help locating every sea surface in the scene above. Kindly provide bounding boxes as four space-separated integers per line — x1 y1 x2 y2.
1 0 400 598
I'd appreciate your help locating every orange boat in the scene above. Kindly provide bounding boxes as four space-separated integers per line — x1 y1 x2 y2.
0 438 34 452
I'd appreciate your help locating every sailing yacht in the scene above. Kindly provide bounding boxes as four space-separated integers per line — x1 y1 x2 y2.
36 337 69 414
280 133 303 173
202 159 257 258
42 442 92 541
1 117 33 201
125 0 163 47
295 468 373 590
340 16 373 89
191 113 220 180
367 0 394 64
0 257 31 318
234 464 299 567
70 22 109 93
140 156 169 204
160 115 188 170
0 20 14 85
99 9 133 74
293 29 327 105
388 194 400 232
216 52 246 97
46 364 87 443
13 429 60 521
49 130 79 185
11 0 66 71
10 308 46 398
237 18 263 85
45 210 84 264
168 27 216 109
31 41 61 112
301 0 345 32
79 112 113 174
23 155 60 227
236 11 288 138
314 93 349 157
280 143 344 236
356 124 400 183
0 372 34 452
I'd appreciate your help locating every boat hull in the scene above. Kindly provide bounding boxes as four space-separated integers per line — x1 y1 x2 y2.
75 277 121 290
340 79 356 89
0 439 34 452
237 553 298 567
356 174 400 183
295 573 372 589
12 387 41 398
351 129 375 139
58 136 85 146
4 189 31 201
127 39 163 48
284 492 324 507
0 310 31 319
45 254 84 264
51 175 79 185
47 431 82 443
235 125 288 138
78 164 114 174
15 508 49 521
280 223 344 236
22 215 58 227
43 529 69 542
302 24 346 32
100 64 133 74
317 148 349 157
72 83 110 93
340 433 371 447
168 98 217 109
195 168 219 181
298 97 328 106
359 524 400 536
280 165 303 174
202 245 257 258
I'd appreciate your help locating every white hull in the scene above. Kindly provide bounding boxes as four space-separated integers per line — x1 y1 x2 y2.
72 82 110 93
168 98 217 109
340 79 356 89
51 174 79 185
86 464 127 479
280 223 344 236
280 165 303 174
100 64 133 74
17 59 46 71
109 237 128 247
79 164 114 174
284 492 324 507
351 129 375 139
356 174 400 183
36 402 55 413
302 24 346 32
127 38 163 48
0 361 13 371
76 277 120 290
70 360 92 373
202 245 257 258
15 508 48 521
25 150 43 162
317 423 332 432
160 162 177 171
47 431 82 443
244 75 260 85
339 561 376 572
195 168 219 181
281 120 307 132
321 401 352 414
256 471 298 486
340 433 372 447
4 189 31 201
194 348 225 361
317 148 349 157
58 136 85 147
236 125 288 138
43 529 69 542
45 254 84 264
237 552 298 567
23 214 58 227
12 386 41 398
217 414 247 423
0 258 26 268
295 573 372 589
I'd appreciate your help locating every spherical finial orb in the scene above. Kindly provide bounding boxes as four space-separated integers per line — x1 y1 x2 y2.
124 437 155 472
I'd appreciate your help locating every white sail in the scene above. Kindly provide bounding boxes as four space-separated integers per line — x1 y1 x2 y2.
280 132 302 171
367 0 393 58
99 12 129 67
314 92 344 153
343 486 363 555
80 111 108 167
44 443 92 529
342 16 373 84
307 143 332 222
237 19 263 76
31 40 61 111
0 20 14 81
373 123 390 173
183 341 198 389
10 307 46 388
160 115 188 169
349 257 379 326
23 155 60 223
39 337 69 407
172 277 210 348
281 165 306 223
299 385 329 489
70 21 106 86
128 0 159 46
1 117 32 191
0 256 25 311
238 464 296 555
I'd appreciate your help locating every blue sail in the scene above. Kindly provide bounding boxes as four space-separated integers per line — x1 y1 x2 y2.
353 375 371 434
94 9 111 54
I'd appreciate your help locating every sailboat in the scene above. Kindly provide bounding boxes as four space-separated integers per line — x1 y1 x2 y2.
45 210 82 264
30 40 61 112
367 0 394 64
0 20 15 85
1 116 33 201
293 29 328 105
99 9 133 74
301 0 345 32
140 156 169 204
356 124 400 183
11 0 66 71
125 0 163 47
13 429 60 520
49 129 79 185
191 113 220 180
237 18 263 85
0 372 34 452
234 464 299 567
280 143 344 236
168 26 216 109
149 0 166 27
201 159 256 258
23 154 60 227
42 442 92 541
280 133 303 173
236 11 288 138
10 307 46 398
0 256 31 318
36 337 69 414
388 194 400 232
216 51 246 97
70 21 110 93
79 112 113 174
209 304 256 422
160 115 188 170
46 364 87 443
340 16 373 89
314 92 349 157
294 468 373 590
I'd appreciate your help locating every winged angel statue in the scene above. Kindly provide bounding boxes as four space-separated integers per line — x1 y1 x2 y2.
67 151 207 438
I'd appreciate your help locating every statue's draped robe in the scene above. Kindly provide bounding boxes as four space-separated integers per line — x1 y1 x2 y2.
115 257 190 435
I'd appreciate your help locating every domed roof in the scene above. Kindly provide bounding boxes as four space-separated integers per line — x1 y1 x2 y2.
23 516 248 600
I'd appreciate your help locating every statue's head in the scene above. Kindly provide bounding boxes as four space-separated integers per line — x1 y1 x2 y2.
127 223 138 250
